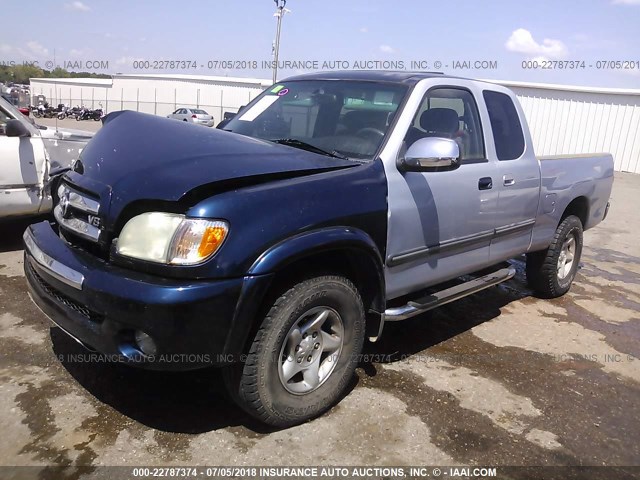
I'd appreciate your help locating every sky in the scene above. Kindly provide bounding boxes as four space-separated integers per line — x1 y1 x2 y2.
1 0 639 88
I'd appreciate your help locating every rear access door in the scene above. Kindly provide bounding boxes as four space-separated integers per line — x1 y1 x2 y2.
482 89 541 262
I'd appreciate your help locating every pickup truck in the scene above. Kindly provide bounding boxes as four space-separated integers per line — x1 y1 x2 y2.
0 96 94 218
23 71 613 428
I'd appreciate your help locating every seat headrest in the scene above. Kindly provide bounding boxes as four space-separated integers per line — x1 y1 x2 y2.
420 108 459 136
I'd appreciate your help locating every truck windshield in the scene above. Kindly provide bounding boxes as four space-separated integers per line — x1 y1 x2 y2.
223 80 408 160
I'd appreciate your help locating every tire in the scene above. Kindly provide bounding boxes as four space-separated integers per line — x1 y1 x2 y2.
526 215 583 298
224 275 365 428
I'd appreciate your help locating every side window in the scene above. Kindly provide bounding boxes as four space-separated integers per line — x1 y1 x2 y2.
404 88 485 162
483 90 525 160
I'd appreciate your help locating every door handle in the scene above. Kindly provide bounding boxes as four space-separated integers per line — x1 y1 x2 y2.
478 177 493 190
503 175 515 186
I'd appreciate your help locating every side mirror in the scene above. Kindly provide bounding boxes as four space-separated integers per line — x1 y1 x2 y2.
5 119 31 138
399 137 460 172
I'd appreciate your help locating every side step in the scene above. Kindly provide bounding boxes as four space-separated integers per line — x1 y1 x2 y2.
384 267 516 322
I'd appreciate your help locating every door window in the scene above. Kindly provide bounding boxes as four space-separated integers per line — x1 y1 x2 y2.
483 90 525 161
405 88 485 162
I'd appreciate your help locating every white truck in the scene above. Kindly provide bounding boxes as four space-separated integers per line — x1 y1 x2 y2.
0 96 94 218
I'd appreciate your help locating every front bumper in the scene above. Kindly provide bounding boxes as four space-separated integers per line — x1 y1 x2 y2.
24 221 245 370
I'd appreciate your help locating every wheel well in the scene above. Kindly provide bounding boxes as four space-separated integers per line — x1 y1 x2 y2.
255 249 384 341
266 249 383 312
561 196 589 227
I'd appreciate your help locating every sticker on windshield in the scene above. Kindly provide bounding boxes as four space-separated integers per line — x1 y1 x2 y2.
271 85 285 93
237 95 280 122
277 88 289 96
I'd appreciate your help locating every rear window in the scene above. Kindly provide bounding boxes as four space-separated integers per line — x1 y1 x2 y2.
191 109 207 114
483 90 525 160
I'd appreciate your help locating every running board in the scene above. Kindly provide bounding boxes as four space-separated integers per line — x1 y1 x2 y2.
384 267 516 322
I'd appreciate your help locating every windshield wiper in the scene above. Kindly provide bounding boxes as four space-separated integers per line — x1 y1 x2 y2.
271 138 349 160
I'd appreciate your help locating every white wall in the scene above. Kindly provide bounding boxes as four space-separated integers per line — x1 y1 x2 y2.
29 74 270 124
505 83 640 174
30 75 640 174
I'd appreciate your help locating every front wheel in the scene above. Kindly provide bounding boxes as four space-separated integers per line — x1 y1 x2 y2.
526 215 583 298
224 275 365 428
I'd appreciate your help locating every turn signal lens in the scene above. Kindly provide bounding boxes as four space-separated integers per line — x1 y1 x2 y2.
168 219 228 265
198 225 228 258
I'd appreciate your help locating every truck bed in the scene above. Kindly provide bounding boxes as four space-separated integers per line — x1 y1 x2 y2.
530 153 614 251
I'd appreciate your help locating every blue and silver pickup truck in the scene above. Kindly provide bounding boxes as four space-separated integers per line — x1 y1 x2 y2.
23 71 613 427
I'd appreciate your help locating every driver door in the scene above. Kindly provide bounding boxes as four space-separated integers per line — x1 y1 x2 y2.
383 85 498 299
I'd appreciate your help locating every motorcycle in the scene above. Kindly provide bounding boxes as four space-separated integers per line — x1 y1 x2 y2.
76 108 104 121
33 104 56 118
57 105 79 120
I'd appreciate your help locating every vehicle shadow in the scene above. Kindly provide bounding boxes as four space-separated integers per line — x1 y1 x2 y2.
359 259 532 375
0 217 47 253
50 328 278 435
50 260 530 434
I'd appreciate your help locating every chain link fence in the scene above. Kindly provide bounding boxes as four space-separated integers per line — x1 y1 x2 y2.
29 85 261 123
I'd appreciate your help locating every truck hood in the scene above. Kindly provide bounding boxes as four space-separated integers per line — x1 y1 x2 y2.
72 111 356 215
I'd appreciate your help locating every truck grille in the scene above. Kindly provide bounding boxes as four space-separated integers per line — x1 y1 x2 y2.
54 182 102 243
28 261 103 323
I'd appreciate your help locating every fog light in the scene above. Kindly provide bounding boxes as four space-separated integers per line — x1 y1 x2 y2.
134 330 157 357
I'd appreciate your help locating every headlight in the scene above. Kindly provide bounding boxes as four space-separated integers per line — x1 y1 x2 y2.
116 212 228 265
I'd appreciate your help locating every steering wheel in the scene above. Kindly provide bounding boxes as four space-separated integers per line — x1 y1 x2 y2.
355 127 385 140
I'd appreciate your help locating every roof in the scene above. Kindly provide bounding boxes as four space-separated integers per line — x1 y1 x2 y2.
29 77 113 86
113 73 272 87
486 79 640 97
281 70 447 84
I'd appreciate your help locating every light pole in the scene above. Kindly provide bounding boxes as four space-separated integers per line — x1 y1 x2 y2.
272 0 289 84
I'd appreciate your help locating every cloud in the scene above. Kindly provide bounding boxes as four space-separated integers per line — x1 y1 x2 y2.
359 27 368 33
26 41 48 56
379 44 396 54
0 42 50 61
505 28 568 60
69 48 90 57
612 0 640 4
65 1 90 11
115 55 142 66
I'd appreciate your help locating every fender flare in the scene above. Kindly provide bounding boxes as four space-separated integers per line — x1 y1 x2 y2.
223 227 386 357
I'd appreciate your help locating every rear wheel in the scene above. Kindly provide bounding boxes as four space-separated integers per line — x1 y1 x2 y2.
224 275 365 428
526 215 583 298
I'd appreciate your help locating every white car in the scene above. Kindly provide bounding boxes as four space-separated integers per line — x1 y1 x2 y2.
0 97 94 218
167 108 214 127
